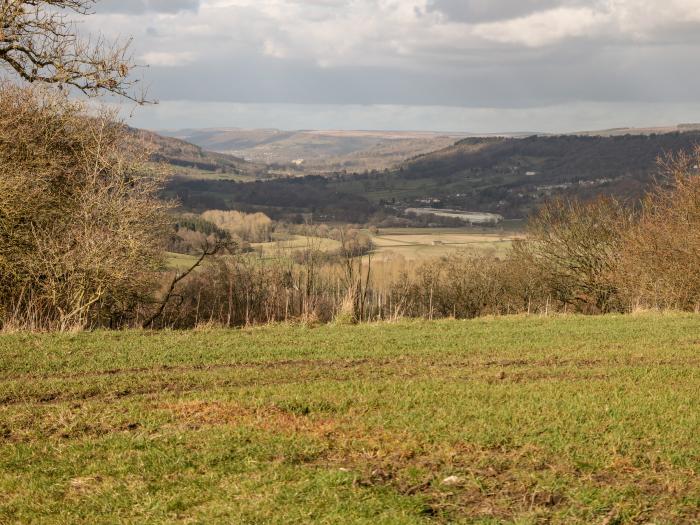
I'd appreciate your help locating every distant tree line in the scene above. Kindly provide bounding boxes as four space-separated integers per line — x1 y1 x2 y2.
167 176 378 223
166 132 700 222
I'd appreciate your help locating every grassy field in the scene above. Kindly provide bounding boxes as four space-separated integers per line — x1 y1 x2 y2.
370 228 520 261
167 227 523 270
1 314 699 523
252 235 342 257
165 251 201 271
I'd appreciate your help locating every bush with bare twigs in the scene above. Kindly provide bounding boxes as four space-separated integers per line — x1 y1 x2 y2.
0 85 171 330
388 254 549 320
616 147 700 310
514 197 632 313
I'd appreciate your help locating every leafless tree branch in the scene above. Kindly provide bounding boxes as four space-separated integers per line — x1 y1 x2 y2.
0 0 148 102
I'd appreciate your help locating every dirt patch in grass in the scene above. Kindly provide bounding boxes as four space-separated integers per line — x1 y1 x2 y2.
330 441 700 523
163 400 340 438
161 400 700 523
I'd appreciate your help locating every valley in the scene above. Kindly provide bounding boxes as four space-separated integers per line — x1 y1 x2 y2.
161 127 700 222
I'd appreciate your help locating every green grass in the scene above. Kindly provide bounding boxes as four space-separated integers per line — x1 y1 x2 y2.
369 229 517 261
252 235 342 256
1 314 699 523
165 251 200 271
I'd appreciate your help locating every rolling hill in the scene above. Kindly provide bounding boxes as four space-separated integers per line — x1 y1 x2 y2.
328 130 700 218
160 128 467 174
160 123 700 178
130 128 270 180
167 130 700 222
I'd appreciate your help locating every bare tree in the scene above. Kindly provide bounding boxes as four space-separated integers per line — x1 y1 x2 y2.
0 0 144 101
142 238 235 329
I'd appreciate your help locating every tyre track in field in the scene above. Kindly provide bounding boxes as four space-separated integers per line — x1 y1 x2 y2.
2 355 696 407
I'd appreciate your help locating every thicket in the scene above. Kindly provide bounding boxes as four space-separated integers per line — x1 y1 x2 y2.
516 148 700 313
0 85 171 330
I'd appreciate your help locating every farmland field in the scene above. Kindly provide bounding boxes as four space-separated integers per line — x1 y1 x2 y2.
1 314 699 523
370 228 520 261
165 251 200 271
252 235 342 257
167 228 523 270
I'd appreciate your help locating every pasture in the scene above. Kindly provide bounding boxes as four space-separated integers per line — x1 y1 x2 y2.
370 228 519 261
252 235 342 257
167 229 520 270
165 251 201 271
1 314 699 523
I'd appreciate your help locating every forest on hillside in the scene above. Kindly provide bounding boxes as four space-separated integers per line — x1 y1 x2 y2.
168 131 700 221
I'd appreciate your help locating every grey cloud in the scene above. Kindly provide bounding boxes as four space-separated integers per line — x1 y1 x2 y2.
140 39 700 109
427 0 592 23
96 0 199 15
148 0 199 13
94 0 700 131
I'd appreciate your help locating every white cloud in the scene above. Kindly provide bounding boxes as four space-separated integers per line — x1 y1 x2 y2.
609 0 700 37
139 51 196 67
473 7 609 47
93 0 700 66
472 1 700 47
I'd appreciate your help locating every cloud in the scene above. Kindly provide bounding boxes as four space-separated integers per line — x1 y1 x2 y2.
85 0 700 131
139 51 196 67
96 0 200 14
469 0 700 47
473 6 609 47
427 0 587 23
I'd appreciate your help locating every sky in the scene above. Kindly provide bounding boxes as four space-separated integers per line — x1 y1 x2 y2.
88 0 700 133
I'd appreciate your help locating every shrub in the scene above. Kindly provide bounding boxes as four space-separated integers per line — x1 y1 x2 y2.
0 85 171 330
515 197 630 313
390 254 549 320
616 147 700 310
157 256 338 328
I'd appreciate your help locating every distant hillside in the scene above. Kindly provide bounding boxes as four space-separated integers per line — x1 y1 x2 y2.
160 128 466 174
327 131 700 218
570 123 700 137
167 130 700 222
130 128 269 180
165 175 377 223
